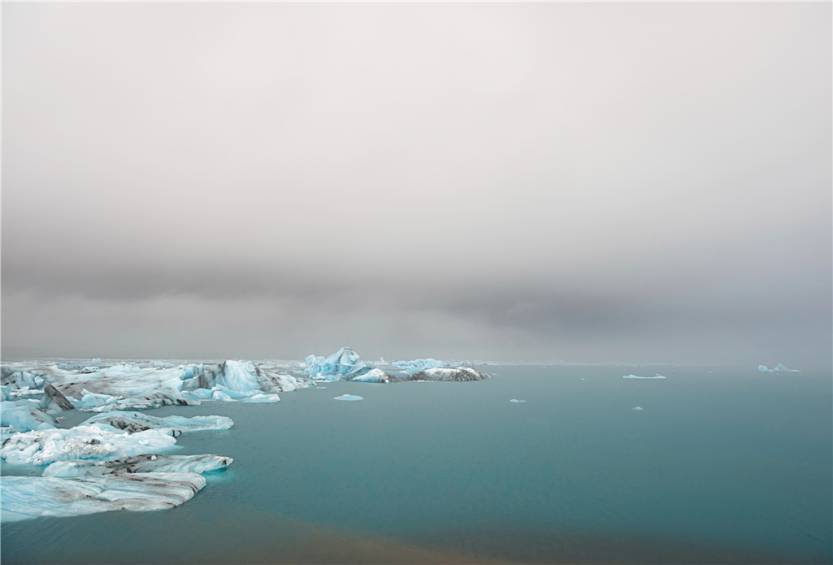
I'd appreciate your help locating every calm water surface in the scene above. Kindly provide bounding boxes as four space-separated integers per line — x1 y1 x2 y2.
3 366 831 564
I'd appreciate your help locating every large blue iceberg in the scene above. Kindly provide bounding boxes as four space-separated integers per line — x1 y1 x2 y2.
305 347 374 381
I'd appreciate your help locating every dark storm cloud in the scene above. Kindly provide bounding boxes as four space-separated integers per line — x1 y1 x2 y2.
2 2 830 367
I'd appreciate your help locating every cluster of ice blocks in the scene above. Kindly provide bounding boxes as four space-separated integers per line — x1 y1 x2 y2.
1 349 486 522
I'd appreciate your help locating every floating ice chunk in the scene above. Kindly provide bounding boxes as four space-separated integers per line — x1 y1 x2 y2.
622 374 667 380
757 363 800 373
44 454 233 478
0 401 55 432
1 368 45 391
81 412 234 434
43 364 189 411
632 406 644 411
0 425 177 465
219 360 261 392
305 348 371 381
333 394 364 401
253 368 307 393
351 368 389 383
211 390 234 401
408 367 486 382
391 358 447 376
509 398 527 404
180 361 305 401
71 390 119 410
1 472 206 522
241 393 280 403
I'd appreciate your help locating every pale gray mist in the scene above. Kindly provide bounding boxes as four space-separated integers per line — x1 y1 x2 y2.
2 3 831 367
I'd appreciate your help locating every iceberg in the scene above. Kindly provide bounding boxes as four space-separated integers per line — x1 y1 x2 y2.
622 374 667 380
305 347 372 381
48 363 190 411
81 411 233 434
41 383 74 412
1 473 207 522
179 360 308 402
406 367 486 382
350 368 390 383
333 394 364 401
391 358 447 375
1 368 45 391
1 400 56 432
757 363 800 373
44 454 233 478
0 425 177 465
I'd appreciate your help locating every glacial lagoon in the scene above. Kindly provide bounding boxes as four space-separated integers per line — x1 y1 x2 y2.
1 359 831 564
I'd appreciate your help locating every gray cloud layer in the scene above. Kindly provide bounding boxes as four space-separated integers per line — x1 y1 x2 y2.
3 3 831 366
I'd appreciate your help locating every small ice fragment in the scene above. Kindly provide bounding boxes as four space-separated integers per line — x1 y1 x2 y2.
632 406 644 411
509 398 527 404
333 394 363 402
758 363 799 373
622 374 667 380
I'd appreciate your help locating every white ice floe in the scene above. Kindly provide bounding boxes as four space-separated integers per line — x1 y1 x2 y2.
622 374 667 380
632 406 644 411
509 398 527 404
757 363 800 373
44 454 233 478
81 412 233 434
411 367 485 382
391 358 447 375
333 394 364 402
0 425 177 465
1 472 207 522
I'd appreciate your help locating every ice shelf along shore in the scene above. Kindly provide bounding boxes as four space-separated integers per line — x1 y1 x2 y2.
1 349 486 521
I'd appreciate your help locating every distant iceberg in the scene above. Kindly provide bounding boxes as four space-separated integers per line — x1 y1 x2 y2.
305 347 373 381
622 374 667 380
350 368 389 383
391 358 447 375
333 394 364 402
509 398 527 404
407 367 486 382
757 363 800 373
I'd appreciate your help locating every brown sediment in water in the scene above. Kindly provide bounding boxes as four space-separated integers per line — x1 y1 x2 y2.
3 508 823 565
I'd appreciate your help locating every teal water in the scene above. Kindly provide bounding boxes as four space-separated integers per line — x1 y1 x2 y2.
3 366 831 564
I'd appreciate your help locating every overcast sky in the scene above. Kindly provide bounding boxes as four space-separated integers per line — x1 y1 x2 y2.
2 2 831 366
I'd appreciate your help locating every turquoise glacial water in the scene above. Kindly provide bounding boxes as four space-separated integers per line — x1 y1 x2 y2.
2 366 831 563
